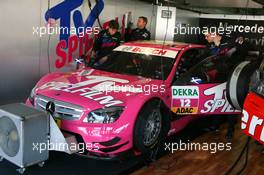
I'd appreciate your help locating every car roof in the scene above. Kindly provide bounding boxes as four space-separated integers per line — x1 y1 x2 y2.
123 40 205 51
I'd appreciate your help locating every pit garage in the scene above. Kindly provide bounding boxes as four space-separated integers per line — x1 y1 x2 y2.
0 0 264 175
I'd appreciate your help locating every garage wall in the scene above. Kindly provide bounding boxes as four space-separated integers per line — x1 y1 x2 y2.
0 0 155 105
0 0 42 105
174 9 200 43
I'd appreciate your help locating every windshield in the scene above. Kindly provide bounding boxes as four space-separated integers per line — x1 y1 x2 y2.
91 51 176 80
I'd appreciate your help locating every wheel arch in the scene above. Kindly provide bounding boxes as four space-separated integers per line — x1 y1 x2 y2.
131 97 171 146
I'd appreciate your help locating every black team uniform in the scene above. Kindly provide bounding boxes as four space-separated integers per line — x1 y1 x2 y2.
92 29 121 62
205 36 251 141
125 28 151 41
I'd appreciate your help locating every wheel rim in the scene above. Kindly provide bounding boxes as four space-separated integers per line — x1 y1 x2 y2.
143 109 162 147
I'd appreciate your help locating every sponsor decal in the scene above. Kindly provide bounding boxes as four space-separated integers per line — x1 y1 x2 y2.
114 46 178 58
171 83 240 115
200 83 239 113
45 0 104 43
76 69 94 76
199 18 264 50
242 110 264 144
40 76 129 107
45 0 132 69
171 86 199 115
45 0 104 68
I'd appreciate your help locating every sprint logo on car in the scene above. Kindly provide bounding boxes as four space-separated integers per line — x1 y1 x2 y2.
200 83 239 113
171 86 199 115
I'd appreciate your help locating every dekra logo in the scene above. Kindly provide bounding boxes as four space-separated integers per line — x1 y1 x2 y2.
173 88 198 97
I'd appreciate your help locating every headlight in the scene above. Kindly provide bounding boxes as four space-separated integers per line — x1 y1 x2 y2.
29 86 37 103
84 107 124 124
249 70 264 96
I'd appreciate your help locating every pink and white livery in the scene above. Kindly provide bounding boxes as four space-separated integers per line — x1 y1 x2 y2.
26 41 240 159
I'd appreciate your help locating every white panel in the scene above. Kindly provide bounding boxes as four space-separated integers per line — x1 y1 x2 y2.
155 6 176 41
0 0 42 105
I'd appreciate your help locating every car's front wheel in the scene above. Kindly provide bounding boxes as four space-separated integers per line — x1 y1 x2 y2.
133 100 168 156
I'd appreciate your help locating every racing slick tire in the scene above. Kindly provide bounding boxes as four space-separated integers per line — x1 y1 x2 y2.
133 100 169 157
226 61 258 110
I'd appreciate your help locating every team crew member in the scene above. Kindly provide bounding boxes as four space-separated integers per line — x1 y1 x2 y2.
125 16 151 41
91 20 121 64
204 31 232 56
204 30 250 58
203 30 235 140
203 28 250 141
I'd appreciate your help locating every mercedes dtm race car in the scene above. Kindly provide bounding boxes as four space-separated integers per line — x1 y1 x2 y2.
26 41 241 159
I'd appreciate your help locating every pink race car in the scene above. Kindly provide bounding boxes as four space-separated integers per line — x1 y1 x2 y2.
26 41 240 159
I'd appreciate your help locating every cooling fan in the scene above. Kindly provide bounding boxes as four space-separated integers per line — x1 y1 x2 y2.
0 116 20 157
0 103 49 174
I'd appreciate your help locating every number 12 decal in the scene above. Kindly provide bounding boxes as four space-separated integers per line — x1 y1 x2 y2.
171 86 199 115
180 99 191 107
